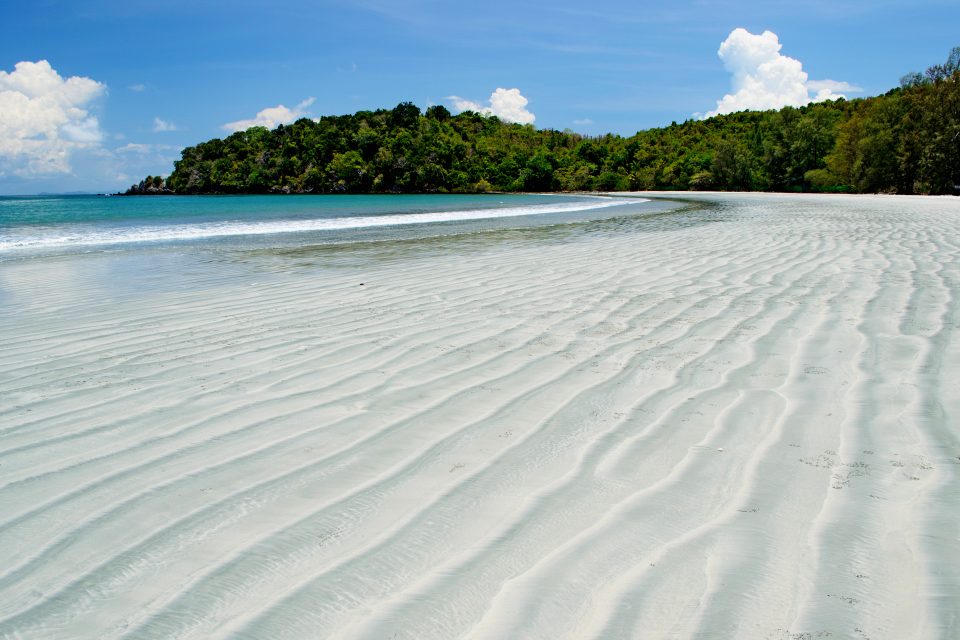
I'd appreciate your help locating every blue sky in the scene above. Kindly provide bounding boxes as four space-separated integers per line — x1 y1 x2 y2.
1 0 957 194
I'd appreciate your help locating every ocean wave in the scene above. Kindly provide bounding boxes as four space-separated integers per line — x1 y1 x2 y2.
0 198 641 252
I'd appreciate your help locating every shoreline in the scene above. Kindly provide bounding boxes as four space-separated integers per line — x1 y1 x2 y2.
113 188 960 197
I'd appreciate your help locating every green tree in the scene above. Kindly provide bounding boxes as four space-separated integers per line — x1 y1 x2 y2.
327 150 368 192
140 47 959 197
390 102 421 129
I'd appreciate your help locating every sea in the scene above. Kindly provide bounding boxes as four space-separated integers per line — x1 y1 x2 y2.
0 193 665 260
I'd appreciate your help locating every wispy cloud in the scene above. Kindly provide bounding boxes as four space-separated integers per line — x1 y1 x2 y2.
153 117 178 132
573 118 594 126
116 142 153 154
528 41 661 57
704 28 860 118
447 88 535 124
106 143 182 187
128 83 146 92
222 97 315 132
807 79 862 94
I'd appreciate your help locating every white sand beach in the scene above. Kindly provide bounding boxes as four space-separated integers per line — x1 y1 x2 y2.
0 192 958 639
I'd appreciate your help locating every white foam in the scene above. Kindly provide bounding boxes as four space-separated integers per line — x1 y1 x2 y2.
0 198 641 252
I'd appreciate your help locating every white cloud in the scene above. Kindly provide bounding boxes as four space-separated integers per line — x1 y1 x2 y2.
115 142 178 154
222 97 316 132
0 60 106 175
806 79 862 99
116 143 153 154
447 88 535 124
705 28 859 118
573 118 594 126
128 83 146 92
153 117 177 132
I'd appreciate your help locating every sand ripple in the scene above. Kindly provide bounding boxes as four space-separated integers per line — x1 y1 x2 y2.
0 193 958 639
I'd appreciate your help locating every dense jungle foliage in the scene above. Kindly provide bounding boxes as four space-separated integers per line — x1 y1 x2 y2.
128 48 959 196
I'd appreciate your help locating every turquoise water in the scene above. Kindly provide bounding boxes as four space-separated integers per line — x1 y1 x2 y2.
0 193 650 257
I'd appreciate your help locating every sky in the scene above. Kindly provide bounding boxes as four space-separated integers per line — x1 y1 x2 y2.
0 0 957 194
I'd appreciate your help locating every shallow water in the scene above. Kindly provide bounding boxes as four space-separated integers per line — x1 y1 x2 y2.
0 193 656 256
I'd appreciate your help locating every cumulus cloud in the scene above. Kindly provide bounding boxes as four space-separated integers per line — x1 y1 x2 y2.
153 117 178 132
222 97 316 132
447 88 535 124
0 60 106 175
705 29 860 118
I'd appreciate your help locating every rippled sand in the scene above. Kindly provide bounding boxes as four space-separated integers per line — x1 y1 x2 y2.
1 193 958 639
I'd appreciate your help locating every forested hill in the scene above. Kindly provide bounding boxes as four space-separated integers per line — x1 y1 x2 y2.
127 49 959 196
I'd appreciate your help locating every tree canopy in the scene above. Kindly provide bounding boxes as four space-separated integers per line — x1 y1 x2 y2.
127 48 959 196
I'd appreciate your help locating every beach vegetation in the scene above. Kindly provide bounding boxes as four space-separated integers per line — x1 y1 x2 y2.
129 47 959 196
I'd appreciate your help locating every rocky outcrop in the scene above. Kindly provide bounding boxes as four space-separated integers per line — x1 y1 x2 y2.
121 176 174 195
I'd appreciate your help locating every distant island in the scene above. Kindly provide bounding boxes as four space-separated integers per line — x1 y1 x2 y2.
125 48 959 197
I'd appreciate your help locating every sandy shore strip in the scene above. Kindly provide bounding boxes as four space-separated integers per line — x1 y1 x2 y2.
0 193 958 639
